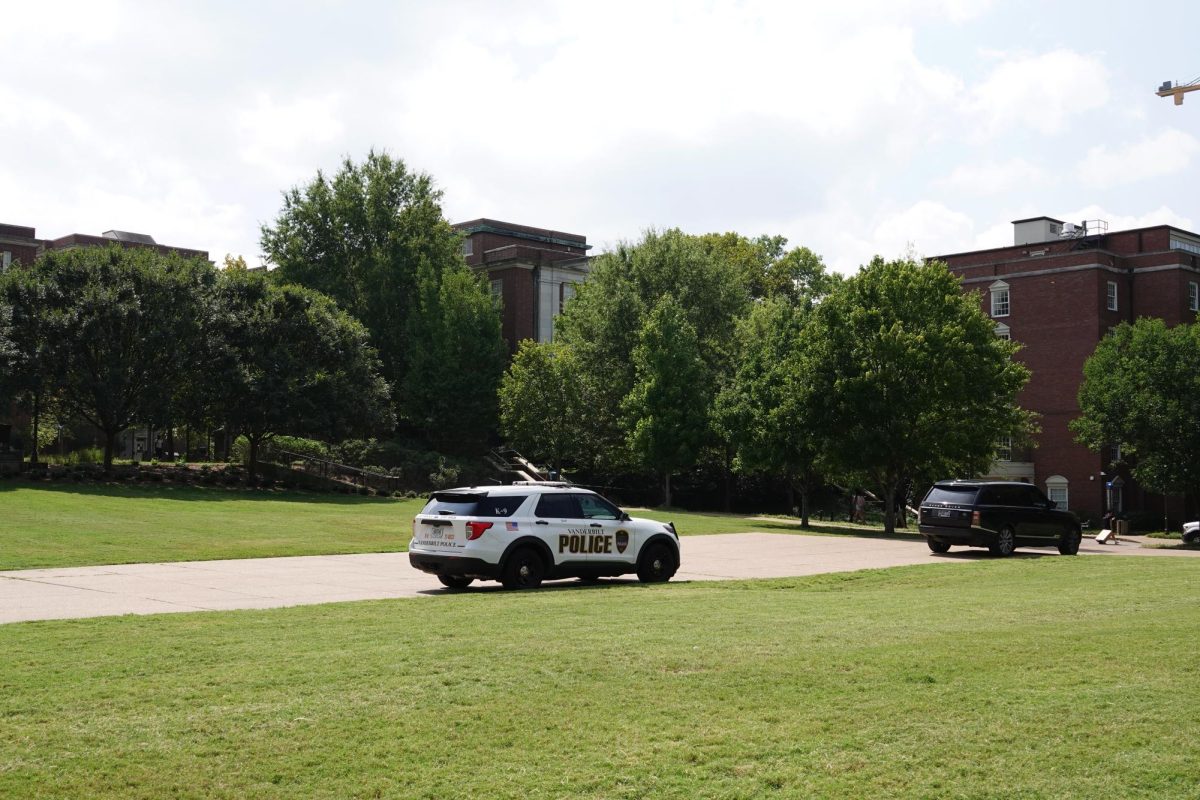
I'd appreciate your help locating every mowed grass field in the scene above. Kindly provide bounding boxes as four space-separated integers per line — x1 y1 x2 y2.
0 485 424 570
2 557 1198 798
0 484 885 570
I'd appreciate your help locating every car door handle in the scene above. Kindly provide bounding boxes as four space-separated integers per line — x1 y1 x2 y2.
535 520 549 525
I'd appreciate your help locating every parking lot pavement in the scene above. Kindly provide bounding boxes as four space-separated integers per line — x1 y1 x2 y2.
2 532 1196 624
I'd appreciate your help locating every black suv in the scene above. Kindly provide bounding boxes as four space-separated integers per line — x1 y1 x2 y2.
918 480 1082 557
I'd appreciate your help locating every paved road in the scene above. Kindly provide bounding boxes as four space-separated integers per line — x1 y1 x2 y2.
1 533 1194 624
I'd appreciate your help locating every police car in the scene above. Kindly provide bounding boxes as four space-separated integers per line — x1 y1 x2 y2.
408 482 680 590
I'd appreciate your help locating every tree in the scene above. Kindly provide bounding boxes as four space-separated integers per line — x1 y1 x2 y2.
260 150 466 414
499 340 588 473
213 270 394 476
401 264 506 453
12 246 210 468
714 297 822 524
0 263 66 463
1072 318 1200 500
622 296 710 506
806 257 1033 533
556 228 751 478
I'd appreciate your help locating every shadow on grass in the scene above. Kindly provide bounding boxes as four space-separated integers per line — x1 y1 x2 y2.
0 480 409 506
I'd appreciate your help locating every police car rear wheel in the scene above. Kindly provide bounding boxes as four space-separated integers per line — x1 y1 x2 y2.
501 547 545 590
637 542 676 583
438 575 474 590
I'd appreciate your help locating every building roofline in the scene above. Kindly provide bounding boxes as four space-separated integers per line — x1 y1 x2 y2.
1010 215 1065 225
931 223 1200 262
453 218 591 251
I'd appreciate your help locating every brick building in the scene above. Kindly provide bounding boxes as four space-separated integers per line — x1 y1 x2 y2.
935 216 1200 524
453 219 591 349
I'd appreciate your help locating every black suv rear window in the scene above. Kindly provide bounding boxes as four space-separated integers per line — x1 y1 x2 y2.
924 486 979 505
421 493 528 517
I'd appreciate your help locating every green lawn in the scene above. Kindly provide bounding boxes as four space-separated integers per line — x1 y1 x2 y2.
2 557 1198 798
0 484 904 571
0 484 424 570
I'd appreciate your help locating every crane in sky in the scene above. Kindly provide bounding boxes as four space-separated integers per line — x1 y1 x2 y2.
1157 76 1200 105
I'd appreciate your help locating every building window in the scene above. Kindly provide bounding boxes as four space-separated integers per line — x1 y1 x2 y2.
1171 236 1200 256
462 238 474 257
490 278 502 302
559 282 577 315
1 251 10 270
996 437 1012 462
994 322 1011 340
1045 475 1068 510
989 280 1009 318
1189 281 1199 312
1107 281 1118 311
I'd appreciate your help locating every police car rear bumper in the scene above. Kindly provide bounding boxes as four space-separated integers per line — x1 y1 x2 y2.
409 552 500 579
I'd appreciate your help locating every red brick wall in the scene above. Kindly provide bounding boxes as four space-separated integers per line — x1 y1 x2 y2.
488 266 535 350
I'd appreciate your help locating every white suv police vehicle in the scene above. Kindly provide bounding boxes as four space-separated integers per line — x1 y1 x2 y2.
408 482 680 590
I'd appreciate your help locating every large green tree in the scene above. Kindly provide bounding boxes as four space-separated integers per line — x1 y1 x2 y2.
622 295 710 506
402 264 506 453
213 270 394 475
260 150 502 440
0 262 67 462
806 256 1032 533
714 297 822 524
1072 318 1200 501
23 246 211 468
555 228 751 477
498 340 589 474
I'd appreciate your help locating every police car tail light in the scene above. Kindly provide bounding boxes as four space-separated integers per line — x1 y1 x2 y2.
466 521 493 540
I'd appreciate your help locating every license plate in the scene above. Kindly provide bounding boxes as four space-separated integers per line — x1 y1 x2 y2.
935 508 951 518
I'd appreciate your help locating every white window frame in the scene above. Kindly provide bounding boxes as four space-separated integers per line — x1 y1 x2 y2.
1107 281 1118 312
1189 281 1199 312
462 238 474 257
1045 475 1068 510
489 278 503 302
994 322 1011 340
996 436 1012 462
989 280 1010 318
1 251 10 270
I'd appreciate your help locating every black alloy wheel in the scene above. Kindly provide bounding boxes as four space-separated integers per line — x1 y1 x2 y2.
1057 527 1082 556
927 537 952 554
637 543 676 583
501 548 545 590
989 526 1016 557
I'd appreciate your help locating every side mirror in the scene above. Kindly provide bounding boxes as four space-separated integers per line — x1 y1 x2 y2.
621 512 632 522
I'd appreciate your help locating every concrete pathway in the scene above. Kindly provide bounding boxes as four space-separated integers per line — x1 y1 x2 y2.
1 532 1195 624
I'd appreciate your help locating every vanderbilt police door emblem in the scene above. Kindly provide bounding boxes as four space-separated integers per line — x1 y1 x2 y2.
615 529 629 554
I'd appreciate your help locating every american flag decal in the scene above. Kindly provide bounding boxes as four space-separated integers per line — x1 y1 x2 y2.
506 522 519 531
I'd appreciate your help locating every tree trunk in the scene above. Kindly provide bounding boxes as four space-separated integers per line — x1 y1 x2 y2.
881 479 900 534
799 485 810 529
103 429 116 471
30 391 40 465
166 424 175 463
786 482 796 517
248 435 260 478
722 444 734 513
663 471 672 508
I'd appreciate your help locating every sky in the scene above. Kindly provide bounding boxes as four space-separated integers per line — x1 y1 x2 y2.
2 0 1199 273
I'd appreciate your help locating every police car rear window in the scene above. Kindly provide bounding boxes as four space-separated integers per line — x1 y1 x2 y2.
421 493 528 517
924 486 979 505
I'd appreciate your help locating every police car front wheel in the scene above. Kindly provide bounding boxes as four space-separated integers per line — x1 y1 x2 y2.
637 542 676 583
501 547 545 590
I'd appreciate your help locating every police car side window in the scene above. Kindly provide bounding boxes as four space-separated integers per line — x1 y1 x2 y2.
535 494 583 519
475 495 528 518
578 494 619 520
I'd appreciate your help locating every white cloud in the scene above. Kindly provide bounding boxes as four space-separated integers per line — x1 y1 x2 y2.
1059 204 1194 234
1076 128 1200 188
939 158 1049 195
965 49 1109 137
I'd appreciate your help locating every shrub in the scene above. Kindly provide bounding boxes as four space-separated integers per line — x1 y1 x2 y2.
429 456 460 490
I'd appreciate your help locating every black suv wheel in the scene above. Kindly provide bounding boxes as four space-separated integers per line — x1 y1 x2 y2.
501 547 545 590
1057 527 1082 556
989 525 1016 557
926 537 951 554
